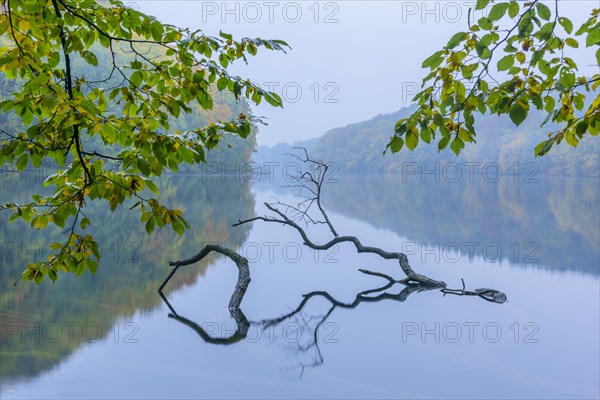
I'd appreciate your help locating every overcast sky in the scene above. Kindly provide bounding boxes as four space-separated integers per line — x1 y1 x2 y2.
134 0 598 146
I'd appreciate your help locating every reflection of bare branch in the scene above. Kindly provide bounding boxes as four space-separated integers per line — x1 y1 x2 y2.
158 291 249 344
259 271 440 332
159 268 506 375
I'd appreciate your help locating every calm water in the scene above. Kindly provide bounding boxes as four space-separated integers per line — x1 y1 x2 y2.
1 173 599 399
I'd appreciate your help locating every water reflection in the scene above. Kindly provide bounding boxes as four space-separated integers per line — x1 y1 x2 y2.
318 175 600 275
159 264 507 376
0 174 598 398
0 175 254 382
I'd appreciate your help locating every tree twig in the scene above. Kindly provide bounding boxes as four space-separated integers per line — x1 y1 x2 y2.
159 244 251 311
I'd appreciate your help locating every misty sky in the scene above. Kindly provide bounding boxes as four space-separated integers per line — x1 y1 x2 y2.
134 1 599 146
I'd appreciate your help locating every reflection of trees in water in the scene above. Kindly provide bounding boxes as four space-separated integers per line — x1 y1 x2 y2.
547 178 600 249
322 176 599 274
0 175 254 382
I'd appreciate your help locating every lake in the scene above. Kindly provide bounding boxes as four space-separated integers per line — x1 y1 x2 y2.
1 170 599 399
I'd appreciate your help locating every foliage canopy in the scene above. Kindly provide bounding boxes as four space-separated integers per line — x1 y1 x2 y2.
387 0 600 156
0 0 288 283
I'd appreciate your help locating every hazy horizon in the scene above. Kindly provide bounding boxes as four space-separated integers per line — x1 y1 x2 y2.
135 1 598 146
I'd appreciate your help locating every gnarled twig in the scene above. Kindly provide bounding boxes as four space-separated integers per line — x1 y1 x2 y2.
234 148 446 287
159 244 250 311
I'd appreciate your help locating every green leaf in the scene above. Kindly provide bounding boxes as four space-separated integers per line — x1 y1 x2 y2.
48 269 58 282
34 272 44 285
536 3 551 21
389 137 404 153
101 123 117 144
33 215 48 230
576 121 588 137
53 213 65 228
138 158 151 176
586 29 600 47
476 43 492 59
478 17 493 30
172 219 185 235
509 103 527 125
16 154 28 171
558 17 573 34
508 1 519 18
130 71 143 87
489 3 509 21
80 217 91 229
145 217 156 234
219 31 233 40
75 261 86 277
538 22 555 40
83 51 98 66
218 53 229 68
447 32 467 49
461 63 478 79
475 0 489 10
145 180 160 194
264 92 283 108
438 136 450 151
544 96 555 113
565 38 579 48
65 256 77 271
406 132 418 150
559 67 576 89
422 50 444 68
167 100 181 117
450 138 464 155
420 127 432 143
565 130 579 146
88 259 99 275
217 77 228 91
535 139 554 156
497 55 514 71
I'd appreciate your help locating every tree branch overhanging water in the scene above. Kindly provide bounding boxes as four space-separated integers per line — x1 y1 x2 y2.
158 149 506 322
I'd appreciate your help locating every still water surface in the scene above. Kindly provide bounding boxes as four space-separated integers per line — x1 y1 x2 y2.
1 174 598 399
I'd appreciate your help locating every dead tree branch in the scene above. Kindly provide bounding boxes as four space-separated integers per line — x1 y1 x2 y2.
158 149 505 349
158 244 250 311
234 148 446 288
